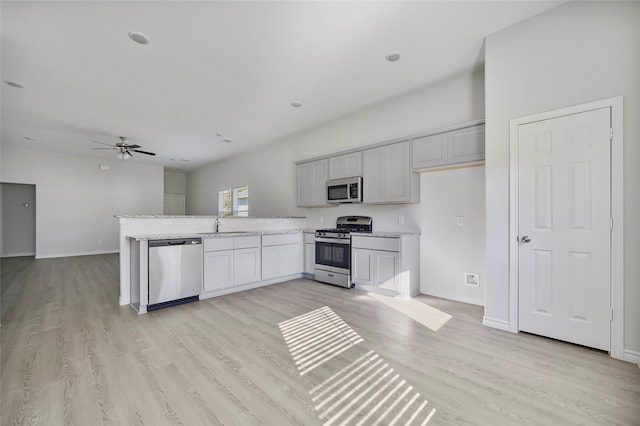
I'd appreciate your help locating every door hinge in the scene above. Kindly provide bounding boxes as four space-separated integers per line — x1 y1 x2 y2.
609 127 614 140
610 309 614 321
610 217 614 231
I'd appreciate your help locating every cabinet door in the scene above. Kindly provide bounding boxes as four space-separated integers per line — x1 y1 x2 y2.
412 133 447 169
203 250 234 291
386 141 411 201
363 141 412 203
375 251 399 292
261 245 281 280
447 124 485 164
297 159 328 207
362 148 384 203
281 243 302 276
304 243 315 274
328 152 362 180
234 247 261 285
351 248 374 286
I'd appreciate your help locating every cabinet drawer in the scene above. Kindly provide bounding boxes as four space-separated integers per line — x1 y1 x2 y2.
234 235 260 249
304 232 316 244
262 233 302 246
351 236 400 252
203 237 234 252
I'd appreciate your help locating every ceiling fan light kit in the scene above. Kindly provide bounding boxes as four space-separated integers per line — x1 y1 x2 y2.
117 151 133 160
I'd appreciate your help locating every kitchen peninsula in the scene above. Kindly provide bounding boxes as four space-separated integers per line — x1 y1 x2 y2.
117 215 307 308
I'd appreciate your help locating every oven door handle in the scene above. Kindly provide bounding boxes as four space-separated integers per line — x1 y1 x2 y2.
315 237 351 244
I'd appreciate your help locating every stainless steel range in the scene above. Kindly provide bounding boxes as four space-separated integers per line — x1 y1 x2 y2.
314 216 373 288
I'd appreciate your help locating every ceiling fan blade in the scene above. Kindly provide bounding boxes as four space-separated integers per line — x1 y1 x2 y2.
132 149 156 156
92 140 116 147
91 147 118 150
126 144 141 149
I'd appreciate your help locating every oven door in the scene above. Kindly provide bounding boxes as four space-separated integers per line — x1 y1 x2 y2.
315 237 350 273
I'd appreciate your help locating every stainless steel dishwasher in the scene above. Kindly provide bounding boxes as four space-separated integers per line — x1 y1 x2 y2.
148 237 202 311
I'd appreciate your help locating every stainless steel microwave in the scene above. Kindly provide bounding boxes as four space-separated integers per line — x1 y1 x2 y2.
326 176 363 204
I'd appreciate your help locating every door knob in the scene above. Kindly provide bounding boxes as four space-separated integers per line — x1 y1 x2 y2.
521 235 531 243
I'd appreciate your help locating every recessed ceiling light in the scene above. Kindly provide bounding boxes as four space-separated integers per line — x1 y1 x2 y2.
4 80 24 88
179 159 189 162
385 51 401 62
216 133 223 137
23 136 35 141
128 31 149 45
291 101 303 108
222 139 232 143
169 158 177 162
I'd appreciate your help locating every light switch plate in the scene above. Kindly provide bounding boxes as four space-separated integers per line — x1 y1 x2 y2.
457 216 464 227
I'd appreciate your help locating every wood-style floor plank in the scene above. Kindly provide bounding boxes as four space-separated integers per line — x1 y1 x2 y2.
2 254 639 425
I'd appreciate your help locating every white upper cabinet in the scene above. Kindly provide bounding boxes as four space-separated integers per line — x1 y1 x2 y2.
328 152 362 180
448 124 485 164
363 140 419 204
412 123 485 171
297 159 329 207
412 133 447 169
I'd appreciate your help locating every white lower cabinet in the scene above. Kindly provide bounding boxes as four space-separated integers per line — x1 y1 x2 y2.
203 235 261 292
234 247 261 285
262 233 303 280
203 250 234 291
351 235 419 297
351 248 399 292
303 232 315 275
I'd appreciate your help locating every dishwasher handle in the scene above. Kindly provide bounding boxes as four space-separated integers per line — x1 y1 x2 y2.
149 238 202 247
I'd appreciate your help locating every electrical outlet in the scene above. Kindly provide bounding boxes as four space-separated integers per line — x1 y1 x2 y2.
97 239 102 245
398 215 404 225
457 216 464 227
319 216 324 223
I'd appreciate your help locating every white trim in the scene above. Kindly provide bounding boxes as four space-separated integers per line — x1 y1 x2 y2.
1 251 36 258
482 316 511 331
622 350 640 366
35 249 119 259
508 96 624 359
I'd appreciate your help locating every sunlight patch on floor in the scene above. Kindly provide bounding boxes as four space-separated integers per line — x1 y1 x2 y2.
367 293 452 332
278 306 364 375
280 306 436 425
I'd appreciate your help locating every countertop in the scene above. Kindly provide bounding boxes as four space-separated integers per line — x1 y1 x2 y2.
127 229 419 241
116 215 306 219
128 229 306 241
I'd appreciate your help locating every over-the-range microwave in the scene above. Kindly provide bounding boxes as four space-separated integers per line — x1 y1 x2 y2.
326 176 363 204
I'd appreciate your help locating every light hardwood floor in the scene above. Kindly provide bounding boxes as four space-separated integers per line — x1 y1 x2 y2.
1 254 639 425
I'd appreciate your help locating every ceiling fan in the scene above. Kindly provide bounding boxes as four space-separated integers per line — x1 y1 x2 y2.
92 136 156 160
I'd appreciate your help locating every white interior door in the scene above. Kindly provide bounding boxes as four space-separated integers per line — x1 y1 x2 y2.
517 107 611 351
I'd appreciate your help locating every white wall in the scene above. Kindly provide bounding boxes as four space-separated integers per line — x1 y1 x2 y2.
419 166 485 305
164 170 186 195
188 71 486 304
2 183 36 257
485 2 640 356
1 146 164 258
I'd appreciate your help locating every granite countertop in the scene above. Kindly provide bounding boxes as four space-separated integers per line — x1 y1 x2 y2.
357 231 421 238
128 229 306 241
116 215 306 219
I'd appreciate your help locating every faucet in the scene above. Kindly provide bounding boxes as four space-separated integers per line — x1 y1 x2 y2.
214 217 220 233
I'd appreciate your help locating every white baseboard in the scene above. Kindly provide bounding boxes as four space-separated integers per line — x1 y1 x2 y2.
1 251 36 258
623 350 640 366
35 249 118 259
483 316 513 332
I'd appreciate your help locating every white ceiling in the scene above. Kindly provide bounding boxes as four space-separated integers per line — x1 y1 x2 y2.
1 1 562 172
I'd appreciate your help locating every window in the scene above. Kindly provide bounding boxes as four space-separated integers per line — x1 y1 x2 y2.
218 186 249 217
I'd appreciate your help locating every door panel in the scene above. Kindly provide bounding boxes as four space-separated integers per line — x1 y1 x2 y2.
518 107 611 351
